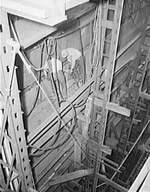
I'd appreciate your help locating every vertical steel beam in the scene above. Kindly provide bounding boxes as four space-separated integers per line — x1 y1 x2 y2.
0 9 35 191
89 0 125 191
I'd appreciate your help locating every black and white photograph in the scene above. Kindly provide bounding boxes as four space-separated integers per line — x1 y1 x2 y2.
1 0 150 191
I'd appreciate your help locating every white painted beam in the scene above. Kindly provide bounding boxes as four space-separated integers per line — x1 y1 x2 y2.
1 0 48 19
106 102 130 117
129 156 150 192
93 97 130 117
139 171 150 192
139 92 150 100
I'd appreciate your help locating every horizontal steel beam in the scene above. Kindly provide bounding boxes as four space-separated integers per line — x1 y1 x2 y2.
96 173 128 192
45 169 94 186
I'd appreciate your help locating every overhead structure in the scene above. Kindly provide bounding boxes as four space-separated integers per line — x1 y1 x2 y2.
1 0 90 26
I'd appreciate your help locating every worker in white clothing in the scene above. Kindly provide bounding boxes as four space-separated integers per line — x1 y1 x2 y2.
61 48 81 73
61 48 83 92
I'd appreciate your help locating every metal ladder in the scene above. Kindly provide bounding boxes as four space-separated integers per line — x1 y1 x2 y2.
88 0 125 191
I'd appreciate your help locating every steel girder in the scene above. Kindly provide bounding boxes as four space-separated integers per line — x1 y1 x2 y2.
0 10 35 192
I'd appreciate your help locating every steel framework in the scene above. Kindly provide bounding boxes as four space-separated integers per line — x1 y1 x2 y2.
0 10 35 192
1 1 150 192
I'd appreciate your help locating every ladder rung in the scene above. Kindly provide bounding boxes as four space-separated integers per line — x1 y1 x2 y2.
136 105 147 111
102 20 113 29
104 39 111 43
102 53 110 58
108 4 116 10
133 118 142 123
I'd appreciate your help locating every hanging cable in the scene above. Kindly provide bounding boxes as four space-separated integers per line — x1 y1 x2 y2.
10 16 95 168
9 20 78 155
24 42 45 117
21 43 76 152
45 38 61 106
17 49 89 160
29 101 77 156
44 38 67 146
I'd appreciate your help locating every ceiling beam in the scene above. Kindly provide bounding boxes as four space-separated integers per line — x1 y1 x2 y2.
1 0 67 26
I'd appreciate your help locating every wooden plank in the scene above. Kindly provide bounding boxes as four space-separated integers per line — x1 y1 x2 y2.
101 156 118 168
46 169 94 186
100 161 121 173
106 102 130 117
38 151 74 190
96 173 128 192
93 97 130 117
139 92 150 100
